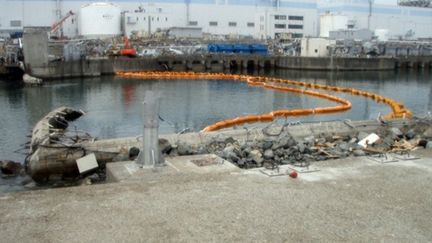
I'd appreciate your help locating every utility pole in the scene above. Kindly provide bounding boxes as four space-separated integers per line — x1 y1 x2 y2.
185 0 191 25
368 0 374 31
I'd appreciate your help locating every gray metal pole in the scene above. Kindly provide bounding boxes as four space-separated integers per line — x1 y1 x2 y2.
137 91 161 167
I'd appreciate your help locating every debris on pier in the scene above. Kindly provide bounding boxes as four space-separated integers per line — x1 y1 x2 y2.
25 105 432 184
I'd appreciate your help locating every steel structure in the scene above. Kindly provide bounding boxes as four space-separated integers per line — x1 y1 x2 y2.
398 0 432 7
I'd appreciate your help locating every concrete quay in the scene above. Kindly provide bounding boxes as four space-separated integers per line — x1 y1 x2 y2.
1 148 432 242
24 55 432 80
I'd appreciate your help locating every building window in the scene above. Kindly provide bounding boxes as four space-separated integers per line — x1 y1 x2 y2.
152 17 154 21
274 15 287 20
274 24 286 29
209 21 218 26
292 33 303 38
165 17 168 21
157 8 162 13
288 24 303 29
10 20 21 27
136 17 139 21
260 16 264 22
228 22 237 27
157 17 159 21
247 22 255 27
260 25 264 30
189 21 198 26
144 17 146 21
288 16 303 21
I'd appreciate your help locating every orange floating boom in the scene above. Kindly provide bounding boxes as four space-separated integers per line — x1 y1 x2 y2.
115 71 412 132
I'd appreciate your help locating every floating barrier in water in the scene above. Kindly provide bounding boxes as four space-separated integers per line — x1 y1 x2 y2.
116 71 412 132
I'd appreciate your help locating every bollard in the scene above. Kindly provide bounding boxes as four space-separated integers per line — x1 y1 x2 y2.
137 91 163 167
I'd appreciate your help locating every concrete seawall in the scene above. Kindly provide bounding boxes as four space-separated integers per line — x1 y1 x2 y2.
276 56 396 71
26 55 432 80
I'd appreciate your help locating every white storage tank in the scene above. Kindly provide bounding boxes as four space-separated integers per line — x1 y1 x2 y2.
78 2 121 37
375 29 389 42
320 13 348 38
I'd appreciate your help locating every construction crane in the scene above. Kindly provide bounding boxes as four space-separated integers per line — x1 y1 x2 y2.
51 10 74 38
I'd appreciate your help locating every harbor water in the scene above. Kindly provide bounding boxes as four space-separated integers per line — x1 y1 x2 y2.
1 69 431 165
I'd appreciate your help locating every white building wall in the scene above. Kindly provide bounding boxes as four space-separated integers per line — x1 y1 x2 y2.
301 38 335 57
0 0 431 39
123 6 177 37
317 2 432 38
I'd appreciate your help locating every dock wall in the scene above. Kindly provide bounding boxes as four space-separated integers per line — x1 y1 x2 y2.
25 55 432 80
275 56 396 71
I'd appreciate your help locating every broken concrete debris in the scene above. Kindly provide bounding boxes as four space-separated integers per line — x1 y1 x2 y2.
162 118 432 169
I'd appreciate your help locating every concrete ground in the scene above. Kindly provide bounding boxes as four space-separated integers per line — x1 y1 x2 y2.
1 149 432 242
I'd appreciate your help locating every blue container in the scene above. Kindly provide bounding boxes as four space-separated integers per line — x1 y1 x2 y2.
250 44 268 55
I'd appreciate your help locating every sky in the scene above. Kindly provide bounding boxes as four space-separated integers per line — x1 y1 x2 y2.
374 0 398 5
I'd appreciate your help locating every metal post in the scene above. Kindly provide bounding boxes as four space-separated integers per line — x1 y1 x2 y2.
137 91 162 167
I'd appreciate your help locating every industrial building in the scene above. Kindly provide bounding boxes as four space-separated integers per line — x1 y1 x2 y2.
0 0 431 39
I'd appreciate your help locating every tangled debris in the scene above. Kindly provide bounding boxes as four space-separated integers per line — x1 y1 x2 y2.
166 117 432 169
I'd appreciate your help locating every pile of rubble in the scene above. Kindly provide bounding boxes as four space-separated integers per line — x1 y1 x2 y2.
166 118 432 169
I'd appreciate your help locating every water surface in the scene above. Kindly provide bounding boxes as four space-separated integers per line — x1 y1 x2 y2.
1 69 431 164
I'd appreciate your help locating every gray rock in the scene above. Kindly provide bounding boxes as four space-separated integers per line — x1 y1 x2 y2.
389 127 403 138
357 131 369 141
159 138 172 154
263 149 274 159
274 148 285 157
405 129 416 140
287 138 297 148
262 139 273 150
349 137 358 144
272 136 288 150
281 160 290 164
222 145 235 157
223 145 240 162
196 146 208 155
224 137 236 144
304 136 315 145
382 136 395 146
338 142 350 152
315 137 326 144
87 173 101 183
297 143 306 153
426 141 432 149
177 142 192 155
423 127 432 138
242 146 252 156
350 143 364 150
353 149 366 157
249 149 264 165
229 152 240 162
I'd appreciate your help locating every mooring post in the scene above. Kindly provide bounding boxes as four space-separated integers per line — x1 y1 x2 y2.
137 91 162 167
